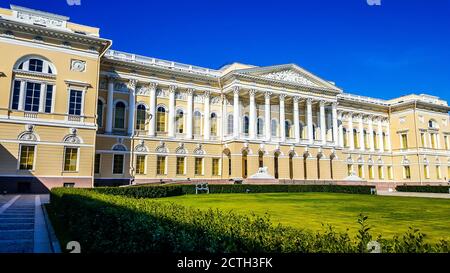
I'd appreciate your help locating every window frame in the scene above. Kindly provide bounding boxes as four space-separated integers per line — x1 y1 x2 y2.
67 89 84 116
212 158 221 176
18 144 36 171
112 154 125 175
94 153 101 174
176 156 186 175
135 155 147 175
63 146 80 173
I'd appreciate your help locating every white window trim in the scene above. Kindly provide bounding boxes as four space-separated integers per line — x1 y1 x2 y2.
113 100 128 130
17 144 37 172
112 154 125 175
62 146 80 173
135 155 147 175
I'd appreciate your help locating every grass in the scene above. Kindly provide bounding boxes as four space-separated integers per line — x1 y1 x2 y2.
154 192 450 243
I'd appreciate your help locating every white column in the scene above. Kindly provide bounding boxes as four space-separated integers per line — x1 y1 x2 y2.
203 91 211 140
293 96 300 143
233 87 240 138
279 94 286 142
221 94 227 137
332 103 338 145
249 89 257 140
307 98 313 144
368 116 375 152
359 115 365 151
168 85 176 138
377 117 384 152
320 101 326 145
338 112 344 147
348 113 354 150
127 79 137 136
148 82 157 137
38 83 45 113
105 77 115 133
265 92 272 141
186 88 194 139
18 81 25 111
384 119 392 151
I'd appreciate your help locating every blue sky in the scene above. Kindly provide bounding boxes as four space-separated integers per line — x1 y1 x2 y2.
2 0 450 101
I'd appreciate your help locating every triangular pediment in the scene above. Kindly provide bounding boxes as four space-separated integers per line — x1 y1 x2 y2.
261 69 319 87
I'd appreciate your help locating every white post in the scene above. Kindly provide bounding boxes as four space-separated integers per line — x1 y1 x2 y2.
186 89 194 140
293 96 300 143
338 111 344 147
249 89 257 140
384 119 392 151
203 91 211 140
148 82 157 137
264 92 272 141
377 117 384 152
332 102 338 146
307 98 314 144
348 113 354 150
368 116 375 152
105 77 115 133
127 79 137 136
279 94 286 142
168 85 176 138
320 101 326 145
233 87 240 139
221 94 227 137
358 115 365 151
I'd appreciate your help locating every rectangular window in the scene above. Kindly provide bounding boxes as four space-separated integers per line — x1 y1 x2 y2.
11 80 21 110
28 59 43 72
63 147 78 172
387 166 393 180
195 158 203 175
431 134 437 149
113 154 124 174
212 158 220 176
445 136 449 150
401 134 408 149
19 145 35 170
403 166 411 179
156 156 166 175
24 82 41 112
358 165 364 178
228 157 232 176
421 133 426 148
378 166 384 180
135 155 146 175
69 90 83 116
347 164 353 176
424 165 429 179
368 165 374 180
436 166 442 179
45 85 53 113
176 157 185 175
94 154 101 174
63 183 75 188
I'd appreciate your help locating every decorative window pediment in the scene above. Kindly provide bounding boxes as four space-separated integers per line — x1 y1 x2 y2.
112 144 127 151
18 124 39 142
134 140 148 153
156 142 169 154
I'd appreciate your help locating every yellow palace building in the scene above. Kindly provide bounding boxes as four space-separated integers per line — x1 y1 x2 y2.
0 5 449 193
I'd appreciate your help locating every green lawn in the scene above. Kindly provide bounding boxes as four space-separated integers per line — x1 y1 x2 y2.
155 193 450 243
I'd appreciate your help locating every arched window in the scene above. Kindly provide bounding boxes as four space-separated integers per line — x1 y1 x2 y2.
156 106 166 132
193 111 202 135
363 130 368 149
243 116 249 135
271 119 278 137
97 99 104 128
114 102 126 129
299 122 305 139
285 120 292 138
257 118 264 136
317 153 323 180
312 124 317 140
136 104 147 130
353 129 359 148
242 150 248 179
227 114 234 135
303 153 308 179
274 152 280 179
210 113 218 136
382 132 388 150
373 131 378 150
258 150 264 168
289 152 294 180
176 109 184 134
15 56 56 75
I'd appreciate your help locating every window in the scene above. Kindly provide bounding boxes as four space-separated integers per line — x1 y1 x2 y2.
24 82 41 112
212 158 220 176
353 129 359 149
28 59 43 72
401 134 408 149
114 102 126 129
227 114 233 135
44 85 54 113
383 132 388 150
243 116 249 135
135 155 146 175
63 147 78 172
63 183 75 188
113 154 124 174
68 90 83 116
289 153 294 180
343 128 349 147
274 152 279 179
94 154 101 174
210 113 218 136
436 166 442 179
11 80 21 110
299 122 305 139
285 121 292 138
387 166 393 180
195 158 203 175
19 145 35 170
156 156 166 175
157 106 166 132
421 133 426 148
373 131 378 150
257 118 264 136
403 166 411 179
429 119 438 129
271 120 278 137
136 105 147 130
193 111 202 135
16 57 55 75
358 165 364 178
363 130 369 149
445 135 449 150
228 155 232 176
176 157 185 175
368 165 374 180
176 110 184 134
259 151 264 168
424 165 429 179
97 100 104 128
430 133 437 149
347 164 353 176
378 166 384 180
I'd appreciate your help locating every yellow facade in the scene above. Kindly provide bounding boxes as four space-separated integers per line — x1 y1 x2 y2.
0 5 449 193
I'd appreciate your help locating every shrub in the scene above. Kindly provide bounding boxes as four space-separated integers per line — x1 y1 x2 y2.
396 185 450 194
50 188 448 253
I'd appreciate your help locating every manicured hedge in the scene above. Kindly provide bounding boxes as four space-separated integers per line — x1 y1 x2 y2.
93 184 376 199
49 188 448 253
396 185 450 194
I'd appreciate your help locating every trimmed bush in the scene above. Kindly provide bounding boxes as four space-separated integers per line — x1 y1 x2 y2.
50 188 448 253
396 185 450 194
93 184 376 199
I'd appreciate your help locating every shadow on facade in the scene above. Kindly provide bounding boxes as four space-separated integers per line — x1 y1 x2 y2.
0 144 49 194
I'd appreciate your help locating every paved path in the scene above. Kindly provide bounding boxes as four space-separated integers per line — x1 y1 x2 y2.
0 195 53 253
378 191 450 199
